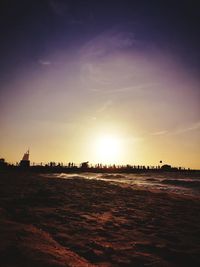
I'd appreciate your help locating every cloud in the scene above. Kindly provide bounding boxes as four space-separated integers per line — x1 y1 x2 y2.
151 121 200 137
97 100 113 113
186 121 200 131
79 27 164 95
79 49 153 94
80 29 136 61
174 121 200 135
151 130 168 136
38 60 51 66
90 83 158 94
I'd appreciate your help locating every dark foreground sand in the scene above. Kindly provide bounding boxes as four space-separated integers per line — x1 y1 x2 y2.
0 171 200 267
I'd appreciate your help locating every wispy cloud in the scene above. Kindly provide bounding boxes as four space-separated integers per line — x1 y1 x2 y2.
90 83 158 94
80 28 136 60
151 121 200 137
79 27 162 95
174 121 200 135
185 121 200 131
97 100 113 113
38 60 51 66
151 130 168 136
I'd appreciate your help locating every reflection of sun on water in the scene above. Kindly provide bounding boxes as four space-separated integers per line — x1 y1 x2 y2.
94 134 122 164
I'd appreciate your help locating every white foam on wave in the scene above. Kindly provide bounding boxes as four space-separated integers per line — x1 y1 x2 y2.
40 172 200 197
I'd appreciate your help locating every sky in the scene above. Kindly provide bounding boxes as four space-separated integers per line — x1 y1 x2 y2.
0 0 200 168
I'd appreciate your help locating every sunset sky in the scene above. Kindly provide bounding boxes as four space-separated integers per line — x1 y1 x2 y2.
0 1 199 168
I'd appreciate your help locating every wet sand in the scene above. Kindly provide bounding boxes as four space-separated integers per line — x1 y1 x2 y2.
0 171 200 267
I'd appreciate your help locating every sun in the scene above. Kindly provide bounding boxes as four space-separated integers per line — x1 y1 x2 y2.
94 134 122 164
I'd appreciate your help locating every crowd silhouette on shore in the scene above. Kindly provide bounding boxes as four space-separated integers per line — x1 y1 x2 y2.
0 155 194 173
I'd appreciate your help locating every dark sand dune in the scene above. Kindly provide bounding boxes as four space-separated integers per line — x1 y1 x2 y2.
0 171 200 266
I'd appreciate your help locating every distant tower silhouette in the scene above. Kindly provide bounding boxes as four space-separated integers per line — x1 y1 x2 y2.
20 150 30 167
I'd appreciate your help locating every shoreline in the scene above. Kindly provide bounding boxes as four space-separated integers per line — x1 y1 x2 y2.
1 166 200 174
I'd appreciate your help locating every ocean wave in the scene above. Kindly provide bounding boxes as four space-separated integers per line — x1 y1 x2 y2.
41 173 88 180
98 174 126 179
161 179 200 188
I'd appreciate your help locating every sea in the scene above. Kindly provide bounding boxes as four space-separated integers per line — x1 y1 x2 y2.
41 172 200 198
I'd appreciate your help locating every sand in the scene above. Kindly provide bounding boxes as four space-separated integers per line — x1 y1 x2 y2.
0 170 200 267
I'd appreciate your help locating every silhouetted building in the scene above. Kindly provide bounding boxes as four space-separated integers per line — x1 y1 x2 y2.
20 150 30 167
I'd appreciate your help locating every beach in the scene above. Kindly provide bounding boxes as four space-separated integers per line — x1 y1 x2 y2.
0 171 200 267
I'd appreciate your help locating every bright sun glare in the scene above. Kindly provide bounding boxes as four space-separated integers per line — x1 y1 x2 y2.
94 135 122 164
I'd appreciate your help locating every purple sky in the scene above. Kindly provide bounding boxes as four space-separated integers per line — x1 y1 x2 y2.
0 1 199 168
